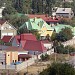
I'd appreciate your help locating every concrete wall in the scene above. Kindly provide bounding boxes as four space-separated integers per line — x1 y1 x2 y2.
44 43 53 49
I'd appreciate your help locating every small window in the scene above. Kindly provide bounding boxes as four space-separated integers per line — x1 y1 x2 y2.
13 60 14 63
15 60 17 63
1 62 3 65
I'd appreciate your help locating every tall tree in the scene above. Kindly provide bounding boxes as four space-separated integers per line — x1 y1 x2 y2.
13 0 31 14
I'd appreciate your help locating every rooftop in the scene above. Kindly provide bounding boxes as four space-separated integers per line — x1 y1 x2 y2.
1 36 12 43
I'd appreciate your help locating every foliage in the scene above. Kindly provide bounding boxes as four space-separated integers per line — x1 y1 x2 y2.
54 42 75 54
57 27 73 41
65 45 75 53
46 34 51 41
31 0 56 15
59 18 71 25
29 30 40 40
39 63 75 75
62 2 72 8
51 32 57 41
40 53 49 61
2 6 16 16
56 43 66 54
3 13 29 29
0 40 4 45
59 17 75 27
13 0 31 14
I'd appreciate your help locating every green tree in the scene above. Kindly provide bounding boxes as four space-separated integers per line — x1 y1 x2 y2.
39 63 75 75
13 0 31 14
46 34 51 41
30 30 40 40
2 5 16 16
57 27 73 41
51 32 57 41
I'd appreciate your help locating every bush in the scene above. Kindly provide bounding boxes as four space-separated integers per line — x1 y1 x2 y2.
39 63 75 75
55 43 75 54
40 54 49 61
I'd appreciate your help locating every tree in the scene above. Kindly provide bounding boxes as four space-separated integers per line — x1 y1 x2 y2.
51 32 57 41
39 63 75 75
46 34 51 41
13 0 31 14
40 53 49 61
30 30 40 40
2 5 16 16
57 27 73 41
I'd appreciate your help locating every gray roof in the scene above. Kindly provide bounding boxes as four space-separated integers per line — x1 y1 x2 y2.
56 8 73 14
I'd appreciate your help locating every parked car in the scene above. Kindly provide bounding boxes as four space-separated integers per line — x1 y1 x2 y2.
70 52 75 56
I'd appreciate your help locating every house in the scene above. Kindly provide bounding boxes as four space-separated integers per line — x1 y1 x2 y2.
19 18 54 39
12 33 47 54
20 40 47 54
56 8 74 19
28 14 60 25
0 20 17 39
0 45 25 65
0 7 5 18
12 33 37 47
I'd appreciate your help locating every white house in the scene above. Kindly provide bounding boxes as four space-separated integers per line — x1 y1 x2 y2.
0 20 17 39
56 8 74 19
0 7 5 18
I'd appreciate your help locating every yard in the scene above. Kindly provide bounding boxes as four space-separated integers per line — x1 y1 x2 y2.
19 53 73 75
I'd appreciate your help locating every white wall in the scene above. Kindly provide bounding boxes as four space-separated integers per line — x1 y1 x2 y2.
44 43 53 49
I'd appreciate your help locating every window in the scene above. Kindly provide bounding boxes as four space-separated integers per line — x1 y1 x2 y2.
13 60 14 63
15 60 17 63
1 62 3 65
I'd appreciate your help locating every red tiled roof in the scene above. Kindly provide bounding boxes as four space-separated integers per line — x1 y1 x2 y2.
21 40 47 52
28 14 60 22
0 20 6 25
18 54 32 58
1 36 12 43
5 46 25 51
21 33 37 41
13 33 37 45
29 14 46 19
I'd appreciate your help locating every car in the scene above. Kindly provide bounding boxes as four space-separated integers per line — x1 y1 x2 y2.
70 52 75 56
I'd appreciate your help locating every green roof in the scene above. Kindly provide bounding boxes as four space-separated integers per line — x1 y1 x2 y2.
52 24 73 33
19 17 53 31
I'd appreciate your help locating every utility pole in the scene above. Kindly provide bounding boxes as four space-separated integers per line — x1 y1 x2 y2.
54 46 57 62
68 47 70 60
53 40 58 62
